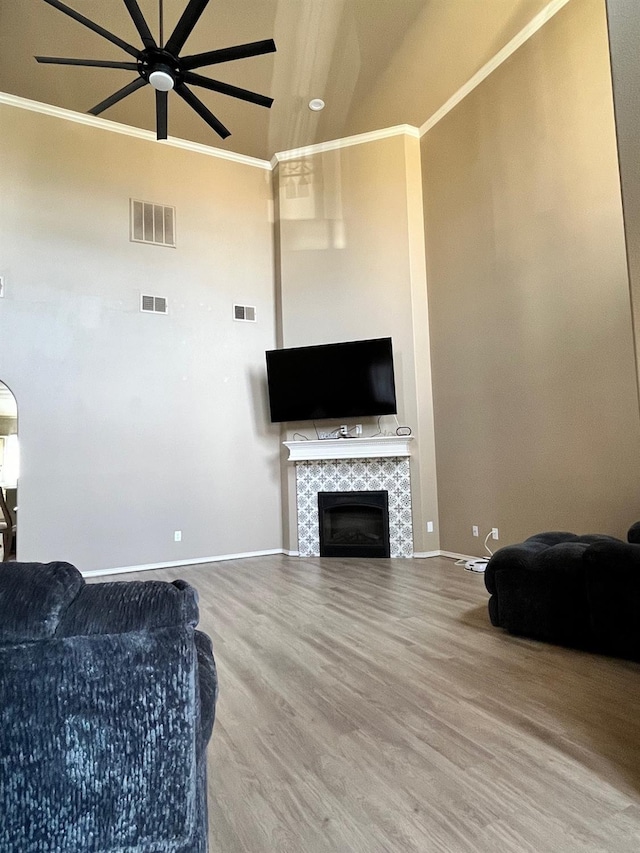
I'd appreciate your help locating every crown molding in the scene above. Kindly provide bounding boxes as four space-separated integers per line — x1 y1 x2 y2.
420 0 573 136
271 124 419 166
0 91 272 171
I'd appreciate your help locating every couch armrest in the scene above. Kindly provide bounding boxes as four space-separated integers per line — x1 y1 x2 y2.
0 562 84 644
484 546 530 596
484 533 579 595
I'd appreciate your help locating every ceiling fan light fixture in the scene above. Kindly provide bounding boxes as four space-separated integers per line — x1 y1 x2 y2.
149 68 175 91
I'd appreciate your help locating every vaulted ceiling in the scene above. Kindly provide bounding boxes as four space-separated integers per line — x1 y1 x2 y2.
0 0 557 161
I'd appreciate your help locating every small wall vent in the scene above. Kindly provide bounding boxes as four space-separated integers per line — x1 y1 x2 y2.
130 199 176 247
140 294 168 314
233 304 256 322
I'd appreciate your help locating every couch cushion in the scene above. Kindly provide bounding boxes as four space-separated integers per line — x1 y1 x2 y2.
56 578 199 637
0 561 84 645
530 541 590 572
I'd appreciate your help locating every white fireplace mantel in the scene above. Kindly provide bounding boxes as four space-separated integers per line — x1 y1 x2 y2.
283 435 413 462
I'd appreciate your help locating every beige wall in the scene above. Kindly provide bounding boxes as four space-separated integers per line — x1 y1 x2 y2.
0 104 281 571
275 133 439 553
606 0 640 389
421 0 640 555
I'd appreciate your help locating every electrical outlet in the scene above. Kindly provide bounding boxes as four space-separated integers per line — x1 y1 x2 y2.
472 525 479 537
427 521 434 533
174 530 182 542
491 528 499 540
340 424 348 436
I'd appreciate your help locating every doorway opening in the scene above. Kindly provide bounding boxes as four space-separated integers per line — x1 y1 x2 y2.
0 381 18 561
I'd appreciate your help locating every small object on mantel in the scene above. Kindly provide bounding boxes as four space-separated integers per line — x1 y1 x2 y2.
396 426 412 436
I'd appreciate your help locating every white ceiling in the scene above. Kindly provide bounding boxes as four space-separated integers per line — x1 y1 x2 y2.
0 0 557 160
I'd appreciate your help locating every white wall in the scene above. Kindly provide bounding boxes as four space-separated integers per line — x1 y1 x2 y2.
0 103 282 572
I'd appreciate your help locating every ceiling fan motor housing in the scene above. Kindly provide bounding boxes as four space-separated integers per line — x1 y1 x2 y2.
139 49 181 90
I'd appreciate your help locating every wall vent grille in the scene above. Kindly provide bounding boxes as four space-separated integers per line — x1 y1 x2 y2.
140 294 168 314
233 304 256 322
130 199 176 247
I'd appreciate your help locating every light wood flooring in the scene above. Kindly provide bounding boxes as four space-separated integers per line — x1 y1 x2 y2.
106 555 640 852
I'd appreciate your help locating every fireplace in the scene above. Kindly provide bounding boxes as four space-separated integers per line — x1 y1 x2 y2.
286 440 414 558
318 491 390 558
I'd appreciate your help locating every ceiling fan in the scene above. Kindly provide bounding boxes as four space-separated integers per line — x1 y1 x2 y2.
35 0 276 141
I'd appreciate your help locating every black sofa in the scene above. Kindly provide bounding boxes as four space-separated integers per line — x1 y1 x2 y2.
484 524 640 659
0 561 217 853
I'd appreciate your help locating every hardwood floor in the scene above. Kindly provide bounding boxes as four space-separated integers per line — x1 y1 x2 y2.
105 555 640 852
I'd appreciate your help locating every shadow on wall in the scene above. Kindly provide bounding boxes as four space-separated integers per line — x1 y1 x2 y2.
248 366 282 485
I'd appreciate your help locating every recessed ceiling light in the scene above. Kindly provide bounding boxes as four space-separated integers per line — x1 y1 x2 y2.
308 98 325 111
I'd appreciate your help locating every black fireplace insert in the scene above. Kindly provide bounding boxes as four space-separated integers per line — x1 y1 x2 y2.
318 490 390 558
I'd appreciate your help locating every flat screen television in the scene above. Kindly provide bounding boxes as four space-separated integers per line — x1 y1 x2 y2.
266 337 397 423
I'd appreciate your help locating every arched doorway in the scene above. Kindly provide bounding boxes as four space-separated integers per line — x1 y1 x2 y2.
0 381 18 560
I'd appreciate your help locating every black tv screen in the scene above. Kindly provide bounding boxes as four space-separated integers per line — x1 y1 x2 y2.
266 337 397 423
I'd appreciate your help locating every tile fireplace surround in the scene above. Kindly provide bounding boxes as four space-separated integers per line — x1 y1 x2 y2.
284 437 414 557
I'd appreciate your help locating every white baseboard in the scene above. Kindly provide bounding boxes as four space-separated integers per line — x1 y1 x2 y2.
81 548 285 578
438 550 483 562
414 550 488 562
82 548 489 576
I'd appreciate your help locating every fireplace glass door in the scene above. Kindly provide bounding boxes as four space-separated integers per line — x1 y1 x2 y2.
318 491 390 558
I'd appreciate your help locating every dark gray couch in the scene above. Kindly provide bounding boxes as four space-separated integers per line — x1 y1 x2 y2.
0 561 217 853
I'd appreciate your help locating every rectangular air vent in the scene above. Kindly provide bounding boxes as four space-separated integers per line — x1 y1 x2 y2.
140 294 168 314
130 199 175 247
233 304 256 322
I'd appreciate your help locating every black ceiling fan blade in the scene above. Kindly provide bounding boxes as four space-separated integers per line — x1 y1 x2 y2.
164 0 210 57
156 90 168 140
88 77 147 116
183 72 273 108
175 84 230 139
36 56 139 70
41 0 140 59
122 0 156 49
181 39 276 71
